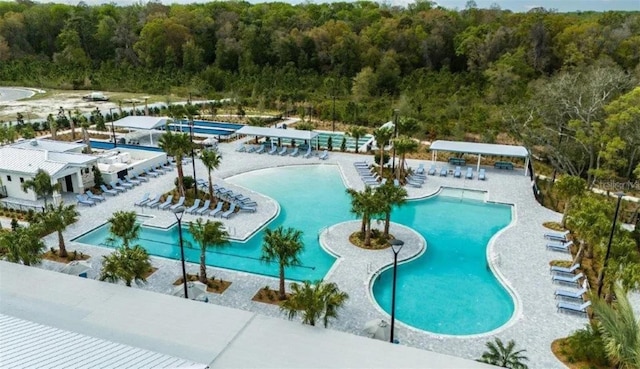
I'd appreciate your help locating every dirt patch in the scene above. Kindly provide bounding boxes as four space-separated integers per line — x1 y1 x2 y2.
543 222 565 231
251 286 290 306
43 249 90 263
174 274 231 294
551 338 613 369
143 267 158 280
349 230 392 250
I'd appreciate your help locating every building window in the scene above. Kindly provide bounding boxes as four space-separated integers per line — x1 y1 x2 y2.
6 175 11 182
20 177 24 183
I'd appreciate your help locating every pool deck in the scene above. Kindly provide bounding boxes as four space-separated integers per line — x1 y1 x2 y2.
36 143 602 368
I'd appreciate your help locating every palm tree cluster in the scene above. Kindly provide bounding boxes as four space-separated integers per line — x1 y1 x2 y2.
99 211 152 287
347 182 408 247
188 217 229 284
280 280 349 328
478 338 529 369
261 226 305 300
158 128 194 198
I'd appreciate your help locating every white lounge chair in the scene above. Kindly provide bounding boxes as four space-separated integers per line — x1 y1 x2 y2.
550 263 580 275
553 272 584 286
134 192 151 207
544 230 570 242
428 164 437 176
478 168 486 180
186 199 201 214
454 166 462 178
209 201 224 217
221 203 237 219
86 190 105 202
170 196 185 210
290 147 299 157
557 300 591 316
546 240 574 253
465 167 473 179
100 184 118 196
555 287 588 300
278 147 288 156
195 200 211 215
76 194 95 207
319 150 328 160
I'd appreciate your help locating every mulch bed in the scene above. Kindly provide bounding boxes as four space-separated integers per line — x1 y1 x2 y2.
349 231 391 250
43 249 91 263
251 286 290 306
174 274 232 294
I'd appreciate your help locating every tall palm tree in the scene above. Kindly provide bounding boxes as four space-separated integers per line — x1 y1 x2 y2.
158 129 193 197
346 186 382 247
71 108 84 141
79 115 92 153
392 136 419 180
21 169 62 208
375 182 408 237
261 226 305 300
478 338 529 369
0 224 45 266
47 114 57 140
100 245 152 287
592 286 640 368
200 149 222 200
280 280 349 327
346 126 368 153
188 218 229 283
372 127 393 177
36 202 79 258
106 211 140 249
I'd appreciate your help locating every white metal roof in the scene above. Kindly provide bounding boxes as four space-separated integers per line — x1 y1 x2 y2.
113 116 169 131
11 139 85 152
0 314 206 369
0 147 95 177
0 261 493 369
236 125 319 141
430 140 529 158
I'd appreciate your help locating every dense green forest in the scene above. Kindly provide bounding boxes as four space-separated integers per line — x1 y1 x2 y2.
1 0 639 184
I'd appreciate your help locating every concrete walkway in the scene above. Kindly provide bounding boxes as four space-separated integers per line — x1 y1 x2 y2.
32 142 596 368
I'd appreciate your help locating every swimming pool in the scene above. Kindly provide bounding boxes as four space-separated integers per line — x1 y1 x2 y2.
73 166 350 281
372 195 513 335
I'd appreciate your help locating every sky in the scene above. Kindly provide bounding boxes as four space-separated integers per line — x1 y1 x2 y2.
29 0 640 12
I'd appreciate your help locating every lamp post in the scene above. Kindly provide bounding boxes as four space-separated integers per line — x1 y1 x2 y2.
391 109 399 174
597 192 625 298
389 238 404 344
172 206 189 299
109 108 117 148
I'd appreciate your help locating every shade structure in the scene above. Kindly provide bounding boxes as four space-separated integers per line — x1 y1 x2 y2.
60 261 92 276
172 281 209 300
363 319 391 341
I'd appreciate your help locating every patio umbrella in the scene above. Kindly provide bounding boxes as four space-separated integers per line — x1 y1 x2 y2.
172 281 208 301
364 319 390 341
60 260 92 276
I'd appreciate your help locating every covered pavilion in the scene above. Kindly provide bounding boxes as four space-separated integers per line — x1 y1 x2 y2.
430 140 530 176
111 116 170 145
235 126 319 147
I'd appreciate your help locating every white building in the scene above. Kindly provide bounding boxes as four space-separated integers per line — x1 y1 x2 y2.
96 148 167 184
0 139 97 201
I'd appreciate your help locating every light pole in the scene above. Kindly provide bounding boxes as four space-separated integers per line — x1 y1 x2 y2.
172 206 189 299
389 238 404 344
391 109 399 174
189 117 198 198
109 108 117 148
597 192 625 298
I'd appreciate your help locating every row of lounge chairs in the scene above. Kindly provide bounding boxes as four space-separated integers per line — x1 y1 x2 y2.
76 191 105 206
546 229 591 317
237 143 315 159
354 162 383 187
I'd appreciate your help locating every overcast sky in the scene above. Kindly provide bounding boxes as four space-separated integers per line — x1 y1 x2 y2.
30 0 640 12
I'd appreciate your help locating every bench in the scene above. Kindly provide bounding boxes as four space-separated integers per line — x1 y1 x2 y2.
494 161 514 170
448 157 466 166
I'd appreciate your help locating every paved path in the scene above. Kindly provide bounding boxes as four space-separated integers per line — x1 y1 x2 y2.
35 142 597 368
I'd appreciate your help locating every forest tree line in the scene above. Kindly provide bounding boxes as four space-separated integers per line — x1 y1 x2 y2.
0 0 640 184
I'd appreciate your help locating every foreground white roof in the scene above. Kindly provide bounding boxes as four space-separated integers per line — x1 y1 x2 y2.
113 116 169 130
0 314 206 369
430 140 529 158
0 262 492 369
236 125 319 141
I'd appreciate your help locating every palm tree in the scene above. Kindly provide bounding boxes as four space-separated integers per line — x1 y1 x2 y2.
555 175 587 228
592 286 640 368
280 280 349 327
100 245 152 287
21 169 62 208
158 129 193 197
376 182 408 237
47 114 57 140
346 186 382 247
200 149 222 200
261 226 305 300
188 218 229 283
372 127 393 177
0 224 45 266
392 136 419 180
71 108 84 140
346 126 367 153
478 338 529 369
36 202 79 258
106 211 140 249
79 115 92 153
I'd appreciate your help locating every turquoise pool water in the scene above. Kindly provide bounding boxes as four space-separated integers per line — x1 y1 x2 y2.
372 196 513 335
73 165 349 281
73 165 514 335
